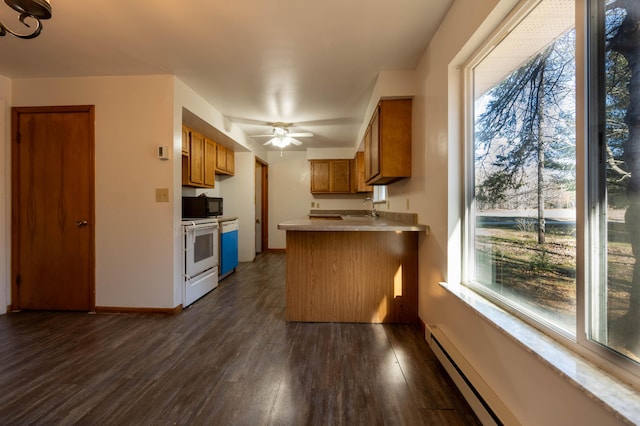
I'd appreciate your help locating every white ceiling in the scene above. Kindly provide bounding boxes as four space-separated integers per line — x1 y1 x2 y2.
0 0 453 150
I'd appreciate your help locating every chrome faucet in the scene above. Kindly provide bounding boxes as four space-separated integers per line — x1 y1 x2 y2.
363 197 378 217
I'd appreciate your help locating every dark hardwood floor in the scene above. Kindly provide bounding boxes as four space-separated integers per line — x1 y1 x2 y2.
0 252 479 425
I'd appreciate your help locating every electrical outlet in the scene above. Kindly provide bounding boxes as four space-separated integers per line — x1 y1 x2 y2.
387 200 390 209
406 198 410 210
311 202 315 208
316 203 320 208
156 188 169 202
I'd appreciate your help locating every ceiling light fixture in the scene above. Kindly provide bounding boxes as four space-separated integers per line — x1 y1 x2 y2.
271 127 292 148
0 0 51 39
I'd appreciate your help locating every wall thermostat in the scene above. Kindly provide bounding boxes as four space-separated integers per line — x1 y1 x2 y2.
158 145 169 160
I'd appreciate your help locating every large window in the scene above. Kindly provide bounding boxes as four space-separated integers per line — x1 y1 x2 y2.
465 0 640 377
589 0 640 366
468 0 577 334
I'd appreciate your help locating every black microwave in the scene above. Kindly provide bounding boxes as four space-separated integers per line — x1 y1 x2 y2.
182 196 223 218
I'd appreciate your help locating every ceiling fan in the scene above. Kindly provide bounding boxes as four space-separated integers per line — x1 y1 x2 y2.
251 123 313 148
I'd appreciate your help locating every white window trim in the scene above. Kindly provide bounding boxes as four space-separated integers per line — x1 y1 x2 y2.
457 0 640 398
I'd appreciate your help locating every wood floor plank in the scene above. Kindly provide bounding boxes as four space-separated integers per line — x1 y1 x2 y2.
0 252 479 425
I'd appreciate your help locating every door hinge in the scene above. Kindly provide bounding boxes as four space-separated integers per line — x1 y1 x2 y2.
15 132 20 144
16 274 21 286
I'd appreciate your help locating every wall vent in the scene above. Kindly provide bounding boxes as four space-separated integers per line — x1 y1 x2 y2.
426 324 520 426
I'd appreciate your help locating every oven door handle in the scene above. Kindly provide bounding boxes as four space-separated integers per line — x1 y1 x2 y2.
184 223 219 232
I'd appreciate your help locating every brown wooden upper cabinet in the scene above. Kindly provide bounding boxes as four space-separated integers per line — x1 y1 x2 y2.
215 144 235 176
182 127 215 188
364 98 412 185
310 159 353 193
309 154 371 194
182 124 235 185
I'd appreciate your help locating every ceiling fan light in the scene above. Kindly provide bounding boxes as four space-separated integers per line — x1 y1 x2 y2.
272 136 291 148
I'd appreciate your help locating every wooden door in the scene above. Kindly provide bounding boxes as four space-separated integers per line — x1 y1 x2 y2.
12 106 95 311
257 161 268 252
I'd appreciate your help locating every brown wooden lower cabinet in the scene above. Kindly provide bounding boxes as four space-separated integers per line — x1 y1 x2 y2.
285 230 418 323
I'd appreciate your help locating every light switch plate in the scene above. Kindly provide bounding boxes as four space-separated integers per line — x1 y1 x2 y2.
156 188 169 202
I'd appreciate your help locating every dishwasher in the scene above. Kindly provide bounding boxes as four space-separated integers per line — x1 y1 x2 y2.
219 219 239 279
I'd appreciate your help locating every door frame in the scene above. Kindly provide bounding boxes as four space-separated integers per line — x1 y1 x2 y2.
255 158 269 252
11 105 96 311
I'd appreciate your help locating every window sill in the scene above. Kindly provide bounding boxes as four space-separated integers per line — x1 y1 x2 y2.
439 281 640 425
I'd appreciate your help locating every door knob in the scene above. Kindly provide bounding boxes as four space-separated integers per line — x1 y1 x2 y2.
75 220 88 228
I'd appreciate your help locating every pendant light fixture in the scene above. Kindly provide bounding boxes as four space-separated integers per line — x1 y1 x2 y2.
0 0 52 39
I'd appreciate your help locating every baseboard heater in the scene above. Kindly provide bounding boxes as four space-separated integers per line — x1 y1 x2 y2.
426 324 520 426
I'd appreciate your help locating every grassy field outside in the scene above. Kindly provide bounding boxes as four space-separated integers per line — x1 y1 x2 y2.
474 214 638 362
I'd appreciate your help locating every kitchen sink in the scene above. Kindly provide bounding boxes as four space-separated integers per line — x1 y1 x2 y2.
340 214 377 221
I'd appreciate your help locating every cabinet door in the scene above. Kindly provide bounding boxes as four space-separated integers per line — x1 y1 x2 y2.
330 160 352 193
364 124 372 181
378 99 412 181
204 138 216 187
216 144 227 172
189 131 205 186
226 149 235 175
355 152 372 193
310 160 330 192
182 125 190 155
368 107 380 182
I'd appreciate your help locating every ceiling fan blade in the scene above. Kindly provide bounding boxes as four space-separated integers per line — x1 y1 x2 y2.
288 132 314 138
290 138 303 146
226 116 272 126
263 139 275 146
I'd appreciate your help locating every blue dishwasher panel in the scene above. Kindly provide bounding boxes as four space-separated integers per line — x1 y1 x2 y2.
220 221 238 276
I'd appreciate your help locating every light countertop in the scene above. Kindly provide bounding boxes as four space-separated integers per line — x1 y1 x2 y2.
278 216 428 233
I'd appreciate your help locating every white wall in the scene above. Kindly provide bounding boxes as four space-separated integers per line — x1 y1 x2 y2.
219 151 256 262
401 0 624 423
11 75 177 309
0 75 10 314
268 150 368 249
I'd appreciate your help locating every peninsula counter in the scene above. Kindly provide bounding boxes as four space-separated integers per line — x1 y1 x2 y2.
278 214 427 323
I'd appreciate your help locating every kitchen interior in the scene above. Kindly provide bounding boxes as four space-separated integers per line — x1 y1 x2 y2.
180 111 240 308
1 0 639 424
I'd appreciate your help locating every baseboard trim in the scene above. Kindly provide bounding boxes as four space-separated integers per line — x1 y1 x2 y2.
418 316 426 336
93 305 182 315
425 324 519 426
266 248 286 253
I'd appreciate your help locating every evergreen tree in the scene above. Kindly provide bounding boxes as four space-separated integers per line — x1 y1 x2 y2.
475 30 576 244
